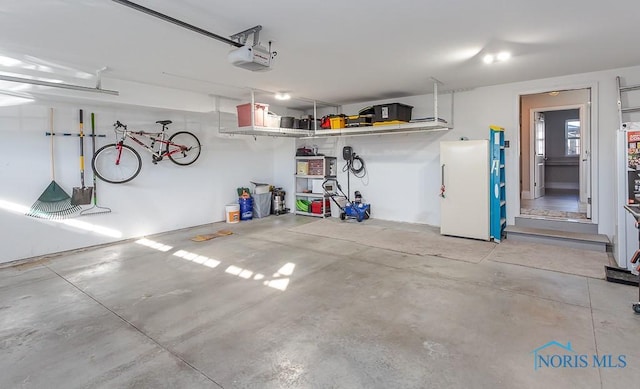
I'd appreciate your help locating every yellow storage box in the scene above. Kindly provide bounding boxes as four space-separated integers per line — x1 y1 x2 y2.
330 116 346 129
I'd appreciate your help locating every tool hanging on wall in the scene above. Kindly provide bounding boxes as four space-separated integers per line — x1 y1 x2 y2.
26 108 82 219
80 113 112 216
71 109 94 205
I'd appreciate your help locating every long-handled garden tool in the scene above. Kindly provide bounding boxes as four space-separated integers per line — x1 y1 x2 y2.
71 109 93 205
80 112 111 216
26 108 82 219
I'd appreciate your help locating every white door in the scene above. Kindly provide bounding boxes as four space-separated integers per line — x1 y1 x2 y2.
534 112 546 199
440 140 490 240
578 104 592 218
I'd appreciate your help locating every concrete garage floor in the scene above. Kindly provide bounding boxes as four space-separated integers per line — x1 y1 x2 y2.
1 215 638 388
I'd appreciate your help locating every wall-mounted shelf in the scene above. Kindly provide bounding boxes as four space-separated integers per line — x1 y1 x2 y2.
218 81 453 139
219 126 313 138
220 121 451 139
300 120 451 139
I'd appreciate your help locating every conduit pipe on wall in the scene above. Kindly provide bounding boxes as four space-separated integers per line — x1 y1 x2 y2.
0 75 119 96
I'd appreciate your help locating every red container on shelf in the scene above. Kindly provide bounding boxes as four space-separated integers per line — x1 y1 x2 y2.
311 199 331 214
236 103 269 127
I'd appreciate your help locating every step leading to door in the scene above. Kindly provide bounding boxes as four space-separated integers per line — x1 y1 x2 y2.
514 216 598 234
505 225 609 252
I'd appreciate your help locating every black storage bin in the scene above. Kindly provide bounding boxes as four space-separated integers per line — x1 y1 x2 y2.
299 117 321 130
280 116 295 128
373 103 413 123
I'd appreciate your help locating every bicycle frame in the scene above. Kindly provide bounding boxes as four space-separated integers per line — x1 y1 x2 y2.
114 122 187 163
93 121 201 184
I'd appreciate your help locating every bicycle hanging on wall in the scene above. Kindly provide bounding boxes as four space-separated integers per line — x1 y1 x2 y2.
92 120 201 184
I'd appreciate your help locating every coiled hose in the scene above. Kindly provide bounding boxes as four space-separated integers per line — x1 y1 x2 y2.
344 153 366 178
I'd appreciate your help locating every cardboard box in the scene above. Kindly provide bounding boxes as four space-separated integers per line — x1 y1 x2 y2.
297 161 309 175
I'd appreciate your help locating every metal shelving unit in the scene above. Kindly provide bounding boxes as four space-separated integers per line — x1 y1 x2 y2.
294 156 336 218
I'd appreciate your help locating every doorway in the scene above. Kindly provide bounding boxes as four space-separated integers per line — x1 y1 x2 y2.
519 89 592 221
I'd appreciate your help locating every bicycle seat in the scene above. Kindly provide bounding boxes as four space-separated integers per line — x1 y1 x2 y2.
156 120 172 126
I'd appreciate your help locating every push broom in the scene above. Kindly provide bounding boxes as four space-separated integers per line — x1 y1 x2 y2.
26 108 82 219
80 112 111 216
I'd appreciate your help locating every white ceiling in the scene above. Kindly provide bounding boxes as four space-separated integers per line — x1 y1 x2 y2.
1 0 639 106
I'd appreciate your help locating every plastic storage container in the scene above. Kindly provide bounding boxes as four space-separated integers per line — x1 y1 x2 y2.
239 197 253 220
266 112 280 128
311 199 331 214
308 160 324 176
280 116 295 128
373 103 413 123
298 117 321 130
330 116 346 129
236 103 269 127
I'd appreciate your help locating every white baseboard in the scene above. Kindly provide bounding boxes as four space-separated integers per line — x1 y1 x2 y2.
545 182 580 190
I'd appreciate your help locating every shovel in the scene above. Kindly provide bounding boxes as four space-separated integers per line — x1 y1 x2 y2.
80 112 112 216
71 109 93 205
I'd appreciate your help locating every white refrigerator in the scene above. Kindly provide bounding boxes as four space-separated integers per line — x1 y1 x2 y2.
440 140 490 240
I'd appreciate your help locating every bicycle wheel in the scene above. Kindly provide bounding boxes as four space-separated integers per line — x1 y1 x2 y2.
92 143 142 184
167 131 201 166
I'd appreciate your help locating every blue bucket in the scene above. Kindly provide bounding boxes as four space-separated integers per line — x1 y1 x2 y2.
239 197 253 220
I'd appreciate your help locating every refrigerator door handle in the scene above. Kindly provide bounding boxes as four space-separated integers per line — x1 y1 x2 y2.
440 164 446 198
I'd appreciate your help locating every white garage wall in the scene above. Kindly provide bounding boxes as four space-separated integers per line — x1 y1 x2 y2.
5 65 640 265
298 88 510 225
299 65 640 258
0 100 293 264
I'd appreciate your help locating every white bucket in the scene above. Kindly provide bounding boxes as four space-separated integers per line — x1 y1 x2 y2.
225 204 240 223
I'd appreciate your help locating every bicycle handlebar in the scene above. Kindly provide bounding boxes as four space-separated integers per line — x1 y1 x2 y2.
114 121 127 130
